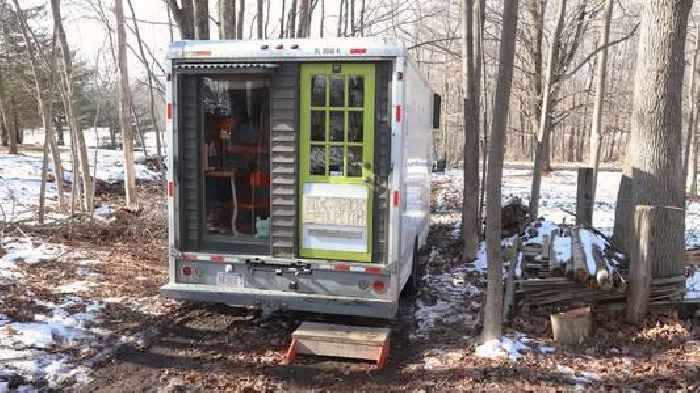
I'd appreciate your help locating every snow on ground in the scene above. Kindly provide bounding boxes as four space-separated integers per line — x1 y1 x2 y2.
0 149 160 222
687 271 700 299
22 127 166 156
0 238 65 279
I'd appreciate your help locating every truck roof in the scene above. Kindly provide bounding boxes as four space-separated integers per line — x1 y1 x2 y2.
168 37 407 62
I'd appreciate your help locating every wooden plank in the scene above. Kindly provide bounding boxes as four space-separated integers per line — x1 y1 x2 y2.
292 322 390 345
295 339 381 361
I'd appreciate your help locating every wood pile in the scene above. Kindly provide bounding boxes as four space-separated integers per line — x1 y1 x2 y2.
512 219 686 312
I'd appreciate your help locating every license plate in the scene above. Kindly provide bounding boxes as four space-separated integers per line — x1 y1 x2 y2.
216 272 244 289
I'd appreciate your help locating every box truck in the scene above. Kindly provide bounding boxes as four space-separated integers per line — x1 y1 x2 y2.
161 38 438 319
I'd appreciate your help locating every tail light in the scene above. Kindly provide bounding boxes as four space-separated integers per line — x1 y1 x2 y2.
372 280 385 294
182 266 192 276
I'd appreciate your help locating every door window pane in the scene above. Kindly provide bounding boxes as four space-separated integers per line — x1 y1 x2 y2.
348 112 363 142
329 111 345 142
311 75 327 107
329 76 345 107
310 145 326 175
329 146 345 176
348 146 363 177
349 76 364 107
311 111 325 141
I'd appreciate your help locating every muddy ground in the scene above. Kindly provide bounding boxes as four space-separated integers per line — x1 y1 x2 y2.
3 181 700 392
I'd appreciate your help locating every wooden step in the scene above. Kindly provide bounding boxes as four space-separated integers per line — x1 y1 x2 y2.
285 322 391 368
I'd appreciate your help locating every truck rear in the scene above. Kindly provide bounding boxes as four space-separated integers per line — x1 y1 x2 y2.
161 38 436 319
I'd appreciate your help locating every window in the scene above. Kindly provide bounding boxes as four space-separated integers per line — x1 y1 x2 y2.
307 73 365 178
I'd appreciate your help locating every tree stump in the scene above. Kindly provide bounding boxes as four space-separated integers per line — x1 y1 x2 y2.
551 306 591 346
576 167 594 226
626 205 684 324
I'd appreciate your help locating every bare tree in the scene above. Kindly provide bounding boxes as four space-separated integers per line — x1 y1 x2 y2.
168 0 195 39
127 0 166 186
0 62 13 154
589 0 613 201
462 0 479 262
483 0 519 343
319 0 325 38
193 0 210 39
287 0 296 38
297 0 310 37
13 0 63 221
237 0 246 39
257 0 263 38
218 0 236 39
337 0 343 37
115 0 138 208
529 0 568 219
52 0 93 215
614 0 691 263
685 25 700 192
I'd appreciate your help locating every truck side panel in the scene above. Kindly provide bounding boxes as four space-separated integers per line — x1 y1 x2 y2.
398 59 433 289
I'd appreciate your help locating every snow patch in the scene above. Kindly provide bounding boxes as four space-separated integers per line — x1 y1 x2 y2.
475 335 528 361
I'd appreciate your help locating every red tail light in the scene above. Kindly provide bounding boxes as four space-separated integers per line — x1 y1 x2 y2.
167 181 174 197
395 105 401 122
167 103 173 120
350 48 367 54
392 191 400 207
372 280 385 294
182 266 192 276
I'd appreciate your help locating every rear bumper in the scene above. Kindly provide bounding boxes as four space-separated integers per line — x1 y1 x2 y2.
160 283 397 319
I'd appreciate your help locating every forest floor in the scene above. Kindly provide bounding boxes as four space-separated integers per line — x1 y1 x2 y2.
1 149 699 392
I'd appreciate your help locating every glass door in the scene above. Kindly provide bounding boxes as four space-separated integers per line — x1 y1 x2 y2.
299 63 375 262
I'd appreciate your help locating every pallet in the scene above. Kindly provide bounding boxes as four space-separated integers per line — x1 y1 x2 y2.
285 322 391 368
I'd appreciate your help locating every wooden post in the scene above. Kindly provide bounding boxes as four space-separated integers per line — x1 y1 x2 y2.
626 206 685 324
576 167 594 226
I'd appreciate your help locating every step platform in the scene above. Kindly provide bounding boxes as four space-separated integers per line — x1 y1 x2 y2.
285 322 391 368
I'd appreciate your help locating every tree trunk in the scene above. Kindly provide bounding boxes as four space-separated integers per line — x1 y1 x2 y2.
529 0 567 219
482 0 519 343
52 0 93 215
319 0 325 38
691 129 698 195
237 0 246 39
218 0 236 39
349 0 355 36
343 0 348 36
359 0 365 35
280 0 285 38
168 0 195 39
297 0 309 37
116 0 138 208
193 0 209 39
589 0 613 202
685 31 700 191
462 0 479 262
287 0 296 38
0 65 12 153
613 0 691 256
337 0 343 37
257 0 263 38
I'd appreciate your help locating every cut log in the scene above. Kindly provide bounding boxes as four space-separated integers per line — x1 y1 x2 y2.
570 228 589 283
551 306 592 346
591 243 612 290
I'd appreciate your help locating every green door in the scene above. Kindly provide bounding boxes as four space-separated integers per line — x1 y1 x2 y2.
299 63 375 262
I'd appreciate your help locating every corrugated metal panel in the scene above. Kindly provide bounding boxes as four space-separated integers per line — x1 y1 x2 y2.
270 63 299 258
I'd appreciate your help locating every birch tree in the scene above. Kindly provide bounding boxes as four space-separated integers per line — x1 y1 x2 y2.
115 0 138 208
483 0 519 343
237 0 246 39
589 0 613 201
